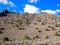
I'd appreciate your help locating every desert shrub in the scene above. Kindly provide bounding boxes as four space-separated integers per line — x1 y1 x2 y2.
55 31 60 36
0 31 3 34
36 28 39 30
34 23 37 25
45 35 49 39
55 24 60 27
58 30 60 33
51 27 55 31
0 27 4 30
19 27 25 30
38 30 41 32
26 19 30 25
33 35 39 40
48 26 56 31
45 29 50 31
41 22 44 25
3 37 9 41
16 24 19 27
19 22 22 26
23 35 31 40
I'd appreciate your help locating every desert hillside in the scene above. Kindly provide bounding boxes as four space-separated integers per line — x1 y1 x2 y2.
0 10 60 45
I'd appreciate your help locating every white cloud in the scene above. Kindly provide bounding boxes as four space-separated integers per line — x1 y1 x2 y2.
0 0 16 7
41 10 56 14
28 0 40 3
0 0 8 4
56 10 60 12
57 4 59 6
9 1 16 7
41 9 60 14
24 4 40 14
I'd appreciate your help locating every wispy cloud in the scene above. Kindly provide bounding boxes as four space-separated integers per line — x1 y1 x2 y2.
0 0 8 4
28 0 40 3
0 0 16 7
24 4 40 14
57 4 59 7
41 10 56 14
9 1 16 7
56 10 60 13
41 9 60 14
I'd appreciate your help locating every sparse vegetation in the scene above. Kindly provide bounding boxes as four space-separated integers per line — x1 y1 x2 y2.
58 30 60 33
45 35 49 39
36 27 39 30
0 10 60 45
23 35 31 40
16 24 19 27
0 27 4 30
33 35 39 40
54 31 60 36
38 30 42 32
45 28 50 31
41 22 45 25
55 24 60 27
19 27 25 30
0 31 3 34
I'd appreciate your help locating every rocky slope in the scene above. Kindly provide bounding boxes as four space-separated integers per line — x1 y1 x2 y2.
0 10 60 45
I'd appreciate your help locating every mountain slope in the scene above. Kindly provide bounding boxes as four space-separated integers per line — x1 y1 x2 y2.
0 11 60 45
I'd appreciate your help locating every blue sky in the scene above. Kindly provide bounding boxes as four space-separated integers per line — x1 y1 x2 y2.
0 0 60 15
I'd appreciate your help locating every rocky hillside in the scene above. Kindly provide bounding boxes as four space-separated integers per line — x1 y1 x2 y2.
0 10 60 45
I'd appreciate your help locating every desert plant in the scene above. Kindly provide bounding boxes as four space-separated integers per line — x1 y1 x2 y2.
45 35 49 39
34 23 37 25
16 24 19 27
0 31 3 34
36 28 39 30
0 27 4 30
58 30 60 33
38 30 41 32
3 37 9 41
19 27 25 30
41 22 44 25
45 29 50 31
55 31 60 36
23 35 31 40
33 35 39 40
55 24 60 27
